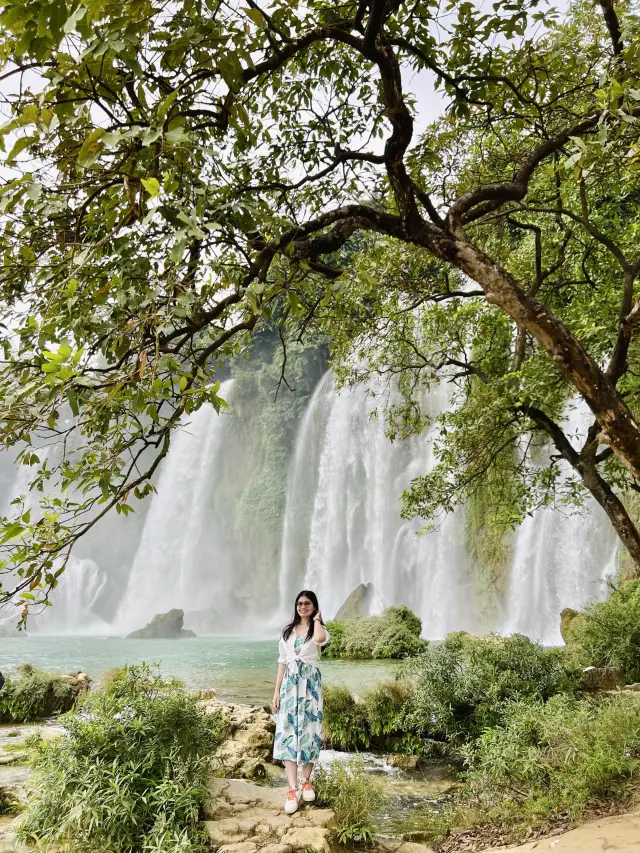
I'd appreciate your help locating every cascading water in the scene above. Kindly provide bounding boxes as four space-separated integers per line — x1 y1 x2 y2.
115 382 235 632
33 557 108 634
500 403 619 644
278 372 480 637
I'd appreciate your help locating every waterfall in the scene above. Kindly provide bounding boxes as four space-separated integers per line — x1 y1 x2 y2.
115 382 234 632
33 557 108 634
501 403 619 644
278 372 480 637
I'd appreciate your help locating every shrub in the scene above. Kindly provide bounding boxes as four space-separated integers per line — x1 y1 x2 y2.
569 579 640 682
18 664 226 853
324 620 345 658
404 633 580 742
323 685 370 750
315 758 387 845
0 665 78 723
419 692 640 846
324 607 426 660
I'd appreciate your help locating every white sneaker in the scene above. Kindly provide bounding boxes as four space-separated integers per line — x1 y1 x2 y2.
300 780 316 803
284 786 301 815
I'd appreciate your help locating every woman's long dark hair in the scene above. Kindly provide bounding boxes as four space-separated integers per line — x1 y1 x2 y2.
282 590 324 641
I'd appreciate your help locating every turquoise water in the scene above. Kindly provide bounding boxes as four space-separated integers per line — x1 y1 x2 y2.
0 636 398 703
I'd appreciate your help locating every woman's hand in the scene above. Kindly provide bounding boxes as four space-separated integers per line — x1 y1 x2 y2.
313 610 323 623
273 690 280 711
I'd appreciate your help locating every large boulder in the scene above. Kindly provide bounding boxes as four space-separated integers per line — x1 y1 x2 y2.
580 666 625 691
334 583 376 620
126 609 196 639
202 699 275 780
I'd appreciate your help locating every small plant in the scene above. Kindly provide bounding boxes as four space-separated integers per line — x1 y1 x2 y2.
315 758 387 846
18 663 226 853
569 579 640 682
0 665 78 723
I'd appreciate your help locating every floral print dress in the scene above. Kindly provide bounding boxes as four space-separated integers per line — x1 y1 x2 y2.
273 636 324 764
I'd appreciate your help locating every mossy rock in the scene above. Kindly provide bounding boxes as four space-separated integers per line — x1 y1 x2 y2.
560 607 587 645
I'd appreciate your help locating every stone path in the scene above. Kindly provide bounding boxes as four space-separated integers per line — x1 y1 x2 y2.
204 778 335 853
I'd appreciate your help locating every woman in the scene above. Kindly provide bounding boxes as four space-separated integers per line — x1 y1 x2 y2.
273 590 329 815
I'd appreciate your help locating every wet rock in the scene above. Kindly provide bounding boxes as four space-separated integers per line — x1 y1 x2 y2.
126 609 196 639
387 754 422 771
580 666 625 691
335 583 376 620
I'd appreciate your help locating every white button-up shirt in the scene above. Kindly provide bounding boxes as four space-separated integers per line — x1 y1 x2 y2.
277 627 330 670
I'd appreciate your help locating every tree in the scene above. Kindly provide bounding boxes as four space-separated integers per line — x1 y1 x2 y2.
0 0 638 612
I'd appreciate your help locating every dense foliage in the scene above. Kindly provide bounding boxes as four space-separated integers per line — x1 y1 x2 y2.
315 758 387 846
1 0 640 609
323 681 417 753
18 664 226 853
568 579 640 683
422 693 640 847
325 606 427 659
0 665 77 723
404 633 580 742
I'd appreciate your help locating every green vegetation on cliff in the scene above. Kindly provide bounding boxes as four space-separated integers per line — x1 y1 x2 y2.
19 664 226 853
324 606 427 660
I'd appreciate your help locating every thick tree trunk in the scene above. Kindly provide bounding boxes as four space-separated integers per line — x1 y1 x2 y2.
579 464 640 572
434 235 640 480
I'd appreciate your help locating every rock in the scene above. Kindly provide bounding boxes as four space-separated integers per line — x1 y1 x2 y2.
302 810 334 828
580 666 625 691
217 844 258 853
281 826 331 853
39 727 64 743
126 609 197 639
387 754 422 771
334 583 376 620
207 778 284 811
259 844 292 853
626 682 640 691
560 607 586 644
207 702 276 779
380 842 434 853
196 688 217 700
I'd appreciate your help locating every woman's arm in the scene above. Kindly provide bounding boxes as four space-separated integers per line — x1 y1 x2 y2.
313 611 327 645
273 663 286 710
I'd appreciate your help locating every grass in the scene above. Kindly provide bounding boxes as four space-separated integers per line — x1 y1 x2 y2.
314 758 388 846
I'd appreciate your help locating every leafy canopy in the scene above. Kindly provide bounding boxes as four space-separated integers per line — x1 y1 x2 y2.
0 0 639 613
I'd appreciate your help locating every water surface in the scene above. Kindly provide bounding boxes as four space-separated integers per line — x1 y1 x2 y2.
1 636 398 703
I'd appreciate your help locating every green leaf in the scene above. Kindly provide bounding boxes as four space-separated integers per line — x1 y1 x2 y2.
244 6 267 27
141 177 161 197
6 135 37 165
77 128 105 167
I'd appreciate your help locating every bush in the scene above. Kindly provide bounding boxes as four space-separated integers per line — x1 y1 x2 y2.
323 685 370 750
569 579 640 682
324 620 346 658
324 607 427 660
18 664 226 853
404 633 580 742
315 758 387 845
323 681 422 753
0 665 78 722
419 692 640 846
